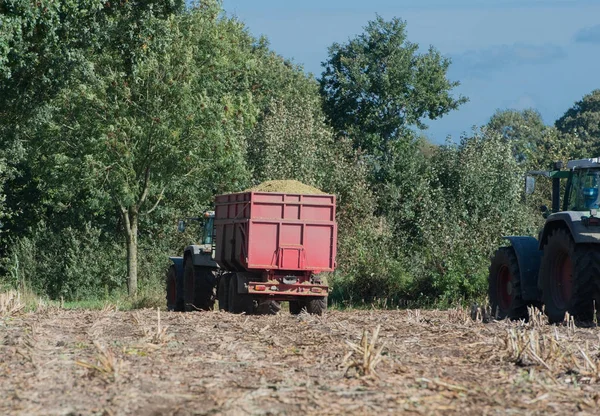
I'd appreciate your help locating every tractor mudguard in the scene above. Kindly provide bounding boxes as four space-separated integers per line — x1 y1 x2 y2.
540 212 600 247
183 245 219 268
169 256 184 281
503 236 541 302
169 256 185 306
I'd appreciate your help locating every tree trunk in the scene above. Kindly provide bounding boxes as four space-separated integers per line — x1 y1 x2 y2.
122 207 139 297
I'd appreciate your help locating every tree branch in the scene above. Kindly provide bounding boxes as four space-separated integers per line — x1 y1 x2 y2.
136 166 150 209
143 187 166 216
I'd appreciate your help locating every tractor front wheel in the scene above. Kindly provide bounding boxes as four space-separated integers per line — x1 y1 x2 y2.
488 247 527 320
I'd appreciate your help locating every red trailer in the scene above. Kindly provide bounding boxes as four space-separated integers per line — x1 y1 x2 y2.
214 191 337 315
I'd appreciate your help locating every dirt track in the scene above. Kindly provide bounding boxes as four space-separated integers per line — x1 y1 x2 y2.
2 307 600 415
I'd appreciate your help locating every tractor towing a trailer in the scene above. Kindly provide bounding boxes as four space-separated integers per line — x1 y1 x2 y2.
489 158 600 323
166 190 337 315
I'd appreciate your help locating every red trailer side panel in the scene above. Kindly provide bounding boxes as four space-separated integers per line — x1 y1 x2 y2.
214 192 336 274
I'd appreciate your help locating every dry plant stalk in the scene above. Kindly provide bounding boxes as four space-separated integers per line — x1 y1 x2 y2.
504 324 600 382
343 324 386 377
0 290 24 317
75 341 120 381
526 306 548 328
447 306 470 324
132 308 170 344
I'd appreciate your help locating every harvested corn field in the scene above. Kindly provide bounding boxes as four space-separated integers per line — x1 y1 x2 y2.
2 306 600 415
246 180 325 194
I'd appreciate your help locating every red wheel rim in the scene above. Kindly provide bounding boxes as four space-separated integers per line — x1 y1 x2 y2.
497 265 512 310
553 254 572 308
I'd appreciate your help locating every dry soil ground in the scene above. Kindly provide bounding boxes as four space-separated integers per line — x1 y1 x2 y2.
2 306 600 415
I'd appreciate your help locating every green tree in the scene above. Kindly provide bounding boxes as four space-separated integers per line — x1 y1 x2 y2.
487 109 546 163
30 5 257 296
319 15 467 154
555 89 600 156
0 0 186 272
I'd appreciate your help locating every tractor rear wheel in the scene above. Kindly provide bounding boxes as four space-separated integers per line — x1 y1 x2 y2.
538 228 595 324
488 247 527 320
569 244 599 323
166 265 178 311
183 258 216 312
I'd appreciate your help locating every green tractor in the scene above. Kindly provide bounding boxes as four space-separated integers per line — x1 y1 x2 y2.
489 158 600 323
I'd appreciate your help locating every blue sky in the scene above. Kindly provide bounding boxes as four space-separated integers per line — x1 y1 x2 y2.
221 0 600 144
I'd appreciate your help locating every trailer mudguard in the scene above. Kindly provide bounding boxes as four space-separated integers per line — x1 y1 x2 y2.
503 236 541 302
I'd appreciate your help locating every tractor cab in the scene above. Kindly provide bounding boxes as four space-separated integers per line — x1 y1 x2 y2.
177 211 216 248
526 158 600 215
564 159 600 212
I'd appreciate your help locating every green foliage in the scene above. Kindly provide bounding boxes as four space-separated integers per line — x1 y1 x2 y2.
3 223 125 300
555 89 600 156
422 131 537 301
319 15 467 154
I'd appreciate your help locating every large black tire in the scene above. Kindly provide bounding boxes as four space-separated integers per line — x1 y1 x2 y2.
255 300 281 315
166 265 178 311
305 297 327 315
569 244 599 323
183 258 216 312
488 247 527 320
289 297 327 315
538 228 597 324
539 229 572 323
289 300 303 315
218 273 231 312
227 274 253 314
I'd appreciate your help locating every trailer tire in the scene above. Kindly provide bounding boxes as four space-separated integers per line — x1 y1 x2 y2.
183 258 216 312
305 297 327 315
218 273 231 311
255 300 281 315
289 301 303 315
488 247 527 320
228 274 253 314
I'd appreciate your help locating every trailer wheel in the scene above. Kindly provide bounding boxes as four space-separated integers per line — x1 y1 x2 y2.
228 274 253 314
488 247 527 320
289 301 303 315
218 273 230 311
539 229 574 323
255 300 281 315
166 265 178 311
183 258 216 312
305 297 327 315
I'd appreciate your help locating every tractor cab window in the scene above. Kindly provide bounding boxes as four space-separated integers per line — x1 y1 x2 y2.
203 216 214 245
568 169 600 211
